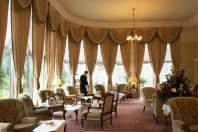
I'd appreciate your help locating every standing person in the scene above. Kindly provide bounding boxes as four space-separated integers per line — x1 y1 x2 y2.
80 71 88 96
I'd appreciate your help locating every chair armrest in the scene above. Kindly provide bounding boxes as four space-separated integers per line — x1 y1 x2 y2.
21 117 39 125
174 119 185 128
34 105 47 109
174 119 191 131
0 123 14 132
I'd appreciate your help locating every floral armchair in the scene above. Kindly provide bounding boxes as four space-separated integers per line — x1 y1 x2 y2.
167 97 198 132
0 99 39 132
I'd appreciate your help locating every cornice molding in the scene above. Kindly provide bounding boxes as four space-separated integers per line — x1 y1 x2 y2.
49 0 198 28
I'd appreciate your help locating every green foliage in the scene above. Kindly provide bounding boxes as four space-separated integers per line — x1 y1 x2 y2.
0 68 9 98
140 77 147 85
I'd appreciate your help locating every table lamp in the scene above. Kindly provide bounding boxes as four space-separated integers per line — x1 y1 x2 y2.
129 76 138 87
52 77 62 94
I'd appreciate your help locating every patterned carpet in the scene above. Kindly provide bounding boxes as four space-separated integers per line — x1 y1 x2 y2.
52 99 172 132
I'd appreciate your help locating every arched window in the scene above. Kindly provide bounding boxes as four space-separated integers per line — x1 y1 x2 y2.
93 45 108 87
140 44 155 87
112 45 127 86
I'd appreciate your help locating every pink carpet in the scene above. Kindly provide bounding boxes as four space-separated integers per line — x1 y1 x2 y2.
52 99 172 132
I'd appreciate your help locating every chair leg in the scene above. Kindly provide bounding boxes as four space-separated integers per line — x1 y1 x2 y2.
81 119 84 128
153 114 155 120
116 111 117 118
143 106 145 112
155 117 159 124
63 110 66 120
111 117 112 124
101 120 103 130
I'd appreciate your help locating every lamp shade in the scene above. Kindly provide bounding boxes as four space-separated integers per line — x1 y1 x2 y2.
129 76 138 83
52 77 62 86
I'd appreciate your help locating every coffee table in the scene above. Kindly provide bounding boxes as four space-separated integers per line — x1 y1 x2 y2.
81 96 93 104
64 104 82 124
33 120 66 132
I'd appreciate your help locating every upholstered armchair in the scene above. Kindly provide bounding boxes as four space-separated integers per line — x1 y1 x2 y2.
66 86 83 104
152 93 164 123
38 90 66 119
141 87 156 112
167 97 198 132
94 84 106 99
81 93 114 129
0 99 39 132
19 94 50 120
110 89 119 118
116 84 127 101
91 89 119 118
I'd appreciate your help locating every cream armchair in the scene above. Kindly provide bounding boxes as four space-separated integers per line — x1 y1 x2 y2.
0 99 39 132
167 97 198 132
152 93 164 123
141 87 155 112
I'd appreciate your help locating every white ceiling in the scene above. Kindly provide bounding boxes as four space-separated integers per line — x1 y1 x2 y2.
49 0 198 28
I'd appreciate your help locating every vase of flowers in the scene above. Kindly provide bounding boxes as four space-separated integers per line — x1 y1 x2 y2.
157 68 193 102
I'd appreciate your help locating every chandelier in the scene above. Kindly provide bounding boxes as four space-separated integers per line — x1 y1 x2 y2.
126 8 142 42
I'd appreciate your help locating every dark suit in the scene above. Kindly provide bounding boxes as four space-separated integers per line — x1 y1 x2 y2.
80 74 88 96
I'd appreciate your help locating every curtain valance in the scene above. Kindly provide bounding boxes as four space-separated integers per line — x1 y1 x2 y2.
48 4 60 31
86 27 108 44
59 16 69 38
157 27 181 43
134 28 157 43
109 28 131 44
16 0 31 8
69 23 86 43
32 0 48 22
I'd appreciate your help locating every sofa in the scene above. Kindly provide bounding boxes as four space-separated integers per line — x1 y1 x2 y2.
0 99 39 132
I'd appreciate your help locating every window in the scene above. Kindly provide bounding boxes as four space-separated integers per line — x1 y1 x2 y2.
0 2 14 98
140 44 155 87
22 9 33 97
61 36 71 85
140 44 173 87
160 44 172 83
112 45 127 85
76 41 86 86
93 45 107 87
0 49 11 98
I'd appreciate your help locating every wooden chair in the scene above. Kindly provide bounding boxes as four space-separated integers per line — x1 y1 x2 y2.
81 93 114 129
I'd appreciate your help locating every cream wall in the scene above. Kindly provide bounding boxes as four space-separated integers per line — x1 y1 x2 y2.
180 24 198 83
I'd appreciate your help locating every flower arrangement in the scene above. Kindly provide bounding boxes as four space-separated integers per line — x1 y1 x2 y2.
157 68 193 102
